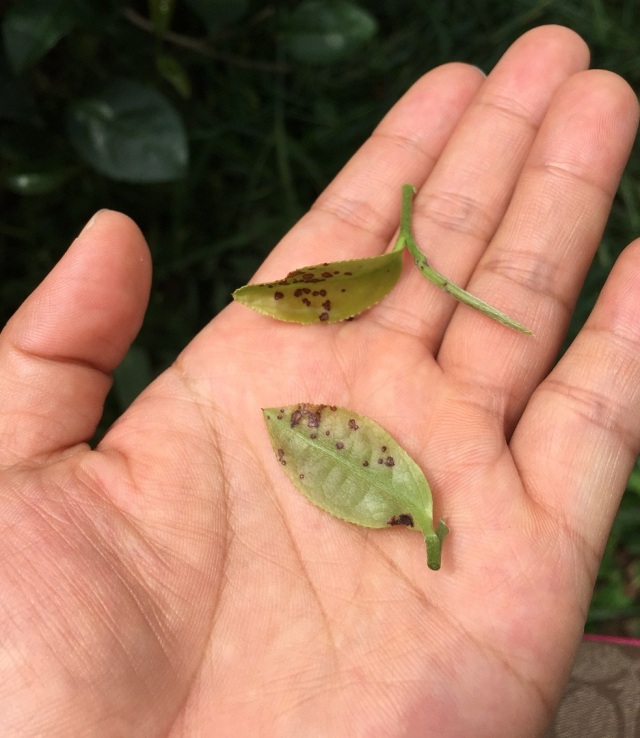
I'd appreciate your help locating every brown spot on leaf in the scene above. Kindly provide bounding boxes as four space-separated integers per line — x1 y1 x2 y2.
302 298 311 306
387 514 414 527
384 456 395 467
302 273 315 282
274 291 284 300
319 312 329 321
322 272 333 278
322 300 331 311
290 404 323 429
348 419 358 430
335 441 344 450
362 460 369 467
381 446 387 452
377 458 383 464
294 288 304 297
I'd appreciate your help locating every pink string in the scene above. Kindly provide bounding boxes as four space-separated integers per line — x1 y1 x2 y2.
583 633 640 647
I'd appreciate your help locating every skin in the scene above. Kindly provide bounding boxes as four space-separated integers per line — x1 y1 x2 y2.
1 25 639 738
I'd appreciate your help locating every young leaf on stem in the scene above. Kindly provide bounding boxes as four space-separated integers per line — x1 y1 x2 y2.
232 251 402 324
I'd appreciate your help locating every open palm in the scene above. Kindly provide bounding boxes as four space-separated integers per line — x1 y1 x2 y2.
2 27 640 738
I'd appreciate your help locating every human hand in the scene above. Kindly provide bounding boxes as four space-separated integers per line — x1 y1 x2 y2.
1 25 639 738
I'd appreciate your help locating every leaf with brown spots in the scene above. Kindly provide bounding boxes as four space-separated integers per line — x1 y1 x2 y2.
263 404 448 570
232 251 402 324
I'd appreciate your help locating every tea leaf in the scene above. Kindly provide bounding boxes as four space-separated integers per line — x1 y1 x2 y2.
263 403 448 570
285 0 378 66
232 251 402 324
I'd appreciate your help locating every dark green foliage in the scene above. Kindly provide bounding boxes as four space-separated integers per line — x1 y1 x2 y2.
1 0 639 627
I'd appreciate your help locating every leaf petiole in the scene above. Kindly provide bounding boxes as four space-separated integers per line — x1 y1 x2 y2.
425 519 449 571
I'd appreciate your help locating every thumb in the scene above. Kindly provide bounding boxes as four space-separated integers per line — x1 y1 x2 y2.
0 210 151 463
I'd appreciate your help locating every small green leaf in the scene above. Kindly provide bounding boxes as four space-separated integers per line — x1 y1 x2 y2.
285 0 378 66
3 166 78 195
263 404 448 569
148 0 177 35
156 53 192 98
233 251 402 324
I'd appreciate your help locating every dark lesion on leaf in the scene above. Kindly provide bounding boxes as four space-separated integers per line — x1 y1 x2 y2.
290 403 324 429
387 514 414 527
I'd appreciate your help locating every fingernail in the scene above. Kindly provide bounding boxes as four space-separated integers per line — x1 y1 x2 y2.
471 65 487 78
78 209 105 235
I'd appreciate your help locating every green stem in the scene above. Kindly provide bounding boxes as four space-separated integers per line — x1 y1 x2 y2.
401 183 416 236
399 184 532 335
391 184 416 252
425 519 449 571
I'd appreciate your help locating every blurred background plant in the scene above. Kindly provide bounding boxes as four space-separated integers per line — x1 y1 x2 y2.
1 0 639 634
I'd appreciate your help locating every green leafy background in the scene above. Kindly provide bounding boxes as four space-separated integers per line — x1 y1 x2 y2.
1 0 639 634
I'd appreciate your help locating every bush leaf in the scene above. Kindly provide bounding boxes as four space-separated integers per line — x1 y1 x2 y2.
285 0 378 66
66 79 188 183
2 0 81 74
263 404 448 569
3 166 78 196
233 251 402 324
148 0 178 35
